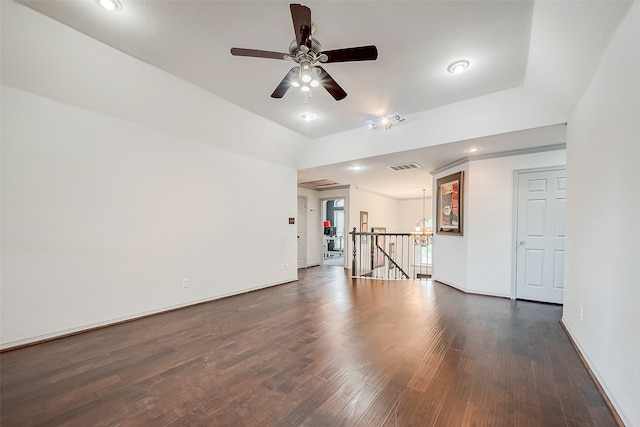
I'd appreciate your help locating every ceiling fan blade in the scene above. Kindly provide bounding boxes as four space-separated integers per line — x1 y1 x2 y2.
320 45 378 63
271 67 299 98
230 48 289 60
290 4 312 48
316 66 347 101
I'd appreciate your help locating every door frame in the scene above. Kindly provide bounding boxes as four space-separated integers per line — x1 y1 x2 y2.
319 196 347 267
297 196 308 269
510 165 566 300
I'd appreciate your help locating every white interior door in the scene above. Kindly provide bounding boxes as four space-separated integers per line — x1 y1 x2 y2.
515 168 566 303
297 196 307 269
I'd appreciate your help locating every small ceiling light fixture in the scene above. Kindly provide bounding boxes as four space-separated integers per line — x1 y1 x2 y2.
447 60 470 74
466 147 479 153
96 0 123 11
301 113 315 121
350 166 363 171
369 114 405 131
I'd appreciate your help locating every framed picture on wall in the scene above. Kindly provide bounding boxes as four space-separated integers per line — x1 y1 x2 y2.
360 211 368 233
436 171 463 236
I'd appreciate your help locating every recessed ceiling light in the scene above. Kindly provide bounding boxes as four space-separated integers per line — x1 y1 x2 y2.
96 0 122 11
466 147 479 153
350 166 363 171
301 113 315 122
447 60 470 74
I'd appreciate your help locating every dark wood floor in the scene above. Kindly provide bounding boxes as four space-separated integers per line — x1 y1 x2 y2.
1 266 616 426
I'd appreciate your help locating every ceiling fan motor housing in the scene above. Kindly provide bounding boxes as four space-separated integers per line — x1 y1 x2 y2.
289 37 322 58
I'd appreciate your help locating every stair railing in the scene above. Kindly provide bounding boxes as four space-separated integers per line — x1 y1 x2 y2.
349 228 432 279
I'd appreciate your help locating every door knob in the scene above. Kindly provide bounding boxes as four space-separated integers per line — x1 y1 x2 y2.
519 241 525 245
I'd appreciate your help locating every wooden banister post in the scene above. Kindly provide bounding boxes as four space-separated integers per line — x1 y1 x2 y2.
351 227 357 275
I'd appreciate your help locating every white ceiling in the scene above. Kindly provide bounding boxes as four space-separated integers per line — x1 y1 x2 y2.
16 0 533 139
298 124 567 199
15 0 632 199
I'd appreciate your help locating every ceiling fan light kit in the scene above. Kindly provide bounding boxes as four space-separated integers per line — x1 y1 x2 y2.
230 3 378 102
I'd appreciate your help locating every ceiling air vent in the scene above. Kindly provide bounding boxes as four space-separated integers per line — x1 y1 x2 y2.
388 162 421 171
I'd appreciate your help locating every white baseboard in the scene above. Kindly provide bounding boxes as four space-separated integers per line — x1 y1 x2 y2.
1 278 295 351
432 277 511 299
560 319 627 426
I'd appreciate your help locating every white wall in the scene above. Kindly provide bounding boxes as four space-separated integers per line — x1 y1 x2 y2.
350 187 403 233
1 1 307 167
432 163 469 290
1 87 299 349
466 150 566 297
432 149 566 296
0 1 305 349
563 2 640 424
397 197 433 234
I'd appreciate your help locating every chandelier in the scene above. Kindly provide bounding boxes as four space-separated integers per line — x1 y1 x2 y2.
412 189 432 246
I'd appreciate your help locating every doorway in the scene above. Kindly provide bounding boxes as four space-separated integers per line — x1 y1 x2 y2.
322 198 345 266
514 167 566 304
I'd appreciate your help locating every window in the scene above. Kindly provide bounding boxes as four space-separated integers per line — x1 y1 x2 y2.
334 210 344 238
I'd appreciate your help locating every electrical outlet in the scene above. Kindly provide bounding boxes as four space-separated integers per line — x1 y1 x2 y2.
182 278 189 288
578 305 583 320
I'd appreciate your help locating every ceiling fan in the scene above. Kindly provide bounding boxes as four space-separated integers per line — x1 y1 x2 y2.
230 3 378 101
